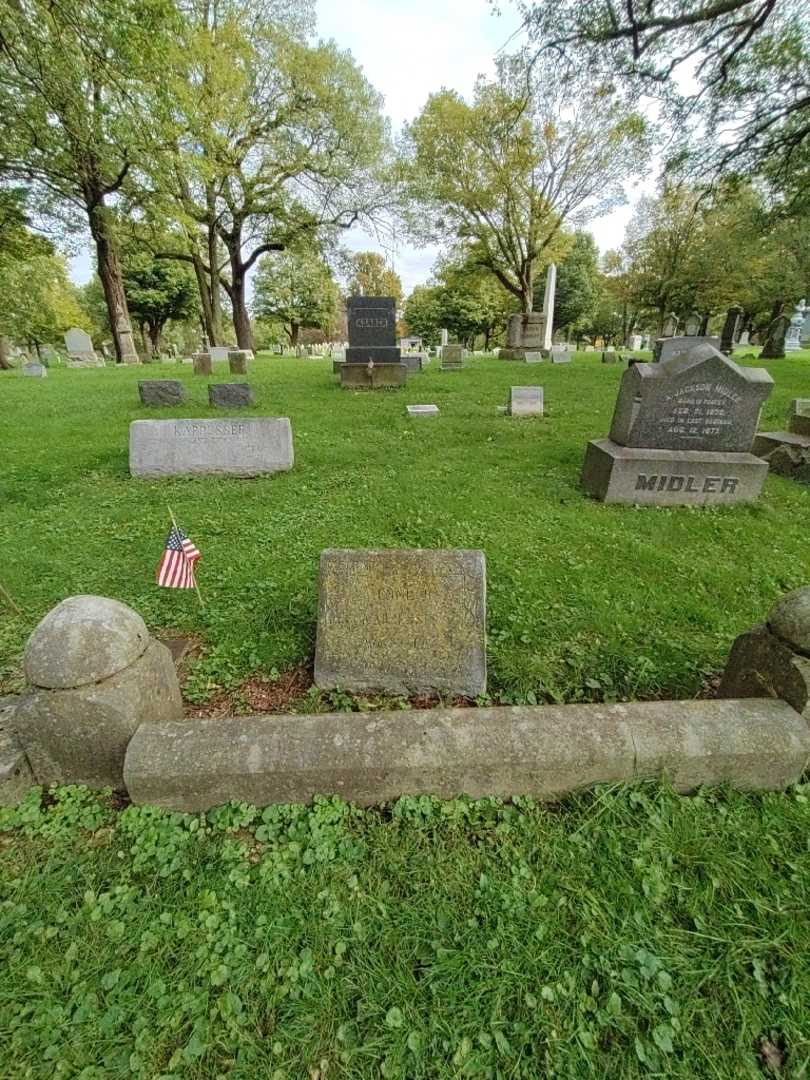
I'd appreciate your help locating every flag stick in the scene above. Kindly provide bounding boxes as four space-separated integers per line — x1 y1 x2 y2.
167 505 205 610
0 581 22 615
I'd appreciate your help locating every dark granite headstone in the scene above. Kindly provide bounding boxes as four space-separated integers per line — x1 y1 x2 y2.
208 383 254 408
720 306 743 355
138 380 186 406
760 315 790 360
345 296 401 365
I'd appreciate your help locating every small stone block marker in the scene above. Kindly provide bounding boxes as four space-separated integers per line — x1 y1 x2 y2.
790 399 810 437
582 343 774 505
751 399 810 483
192 352 212 376
228 350 250 374
208 383 254 408
14 596 182 789
129 417 294 477
23 363 47 378
314 548 486 698
441 344 465 370
138 380 186 407
123 697 810 812
509 386 543 417
406 404 439 417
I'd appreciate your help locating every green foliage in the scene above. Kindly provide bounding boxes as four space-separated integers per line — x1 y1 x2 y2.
403 252 514 348
123 253 198 351
405 54 649 312
2 782 810 1076
346 251 403 308
537 231 603 337
253 248 340 345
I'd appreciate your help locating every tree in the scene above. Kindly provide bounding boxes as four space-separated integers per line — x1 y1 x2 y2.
402 285 443 344
513 0 810 198
0 0 174 362
405 55 649 313
346 252 403 306
536 231 603 338
141 2 392 350
123 254 198 355
253 248 340 347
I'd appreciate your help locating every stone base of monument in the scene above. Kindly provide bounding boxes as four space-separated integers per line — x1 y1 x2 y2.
339 363 406 389
581 439 769 505
753 432 810 483
122 697 810 812
499 347 544 363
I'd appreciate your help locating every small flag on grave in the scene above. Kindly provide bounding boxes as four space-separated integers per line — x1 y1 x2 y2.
156 519 201 591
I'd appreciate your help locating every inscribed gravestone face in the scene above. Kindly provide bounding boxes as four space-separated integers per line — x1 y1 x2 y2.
406 404 439 417
345 296 400 363
609 345 773 454
129 418 293 477
209 383 254 408
583 344 774 505
314 549 487 697
64 327 94 354
23 363 47 378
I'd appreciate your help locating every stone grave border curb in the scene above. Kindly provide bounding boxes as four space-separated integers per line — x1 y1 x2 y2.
121 697 810 812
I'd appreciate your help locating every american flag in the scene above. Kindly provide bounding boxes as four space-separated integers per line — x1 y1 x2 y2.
156 524 201 590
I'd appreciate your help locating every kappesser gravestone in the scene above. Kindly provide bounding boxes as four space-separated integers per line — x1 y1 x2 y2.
129 418 293 477
314 549 487 698
582 343 774 505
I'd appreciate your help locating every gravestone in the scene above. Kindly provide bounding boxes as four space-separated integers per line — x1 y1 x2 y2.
683 312 702 336
753 399 810 482
314 549 487 697
228 350 250 374
401 354 426 373
23 363 47 378
628 334 643 351
340 297 405 389
739 330 751 347
210 345 238 362
662 314 679 337
64 327 102 367
785 300 806 352
193 352 212 376
501 312 546 361
550 346 572 364
582 343 774 505
760 314 790 360
130 418 294 477
138 380 186 407
602 351 620 365
654 335 721 363
720 306 743 354
209 383 254 408
441 344 465 370
406 404 439 418
508 386 543 417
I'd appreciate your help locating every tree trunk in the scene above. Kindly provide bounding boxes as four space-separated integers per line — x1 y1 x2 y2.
290 322 300 347
148 323 162 355
88 200 139 363
0 336 11 370
191 250 216 345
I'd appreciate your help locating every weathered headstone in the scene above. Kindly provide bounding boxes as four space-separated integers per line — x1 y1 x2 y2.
441 344 465 370
628 334 643 351
508 386 543 417
401 353 426 373
340 297 405 389
720 305 743 354
501 312 546 361
752 399 810 482
314 549 487 697
129 418 294 477
602 351 620 365
760 314 790 360
23 363 47 378
550 346 572 364
739 330 751 347
193 352 212 376
582 343 774 505
406 404 439 418
14 596 182 788
785 299 806 352
683 312 702 336
138 380 186 407
228 350 250 374
64 327 103 367
209 383 254 408
210 345 238 362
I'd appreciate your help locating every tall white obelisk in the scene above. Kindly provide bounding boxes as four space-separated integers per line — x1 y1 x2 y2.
541 264 557 351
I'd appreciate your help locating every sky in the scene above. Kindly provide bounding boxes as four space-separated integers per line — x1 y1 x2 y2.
69 0 655 293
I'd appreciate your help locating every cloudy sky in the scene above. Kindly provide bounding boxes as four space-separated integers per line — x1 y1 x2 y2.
69 0 653 292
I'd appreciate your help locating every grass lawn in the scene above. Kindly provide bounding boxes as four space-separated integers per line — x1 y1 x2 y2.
2 782 810 1078
1 350 809 707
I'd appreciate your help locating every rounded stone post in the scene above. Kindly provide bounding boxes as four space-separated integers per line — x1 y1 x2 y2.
15 596 183 788
720 587 810 720
193 352 212 376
